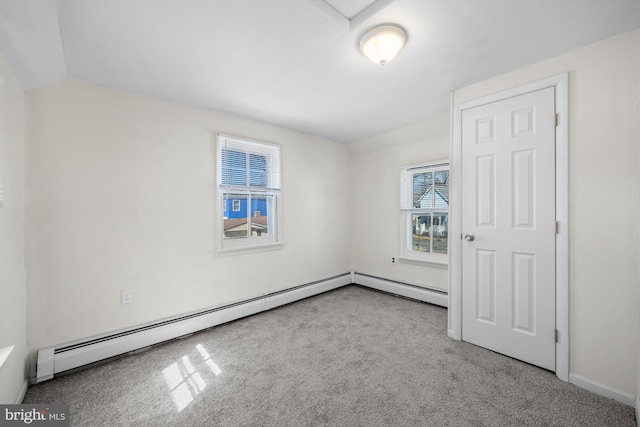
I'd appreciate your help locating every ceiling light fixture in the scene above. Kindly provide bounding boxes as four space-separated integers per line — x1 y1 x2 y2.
359 24 406 65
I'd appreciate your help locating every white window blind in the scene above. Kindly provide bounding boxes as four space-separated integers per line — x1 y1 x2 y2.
217 134 281 192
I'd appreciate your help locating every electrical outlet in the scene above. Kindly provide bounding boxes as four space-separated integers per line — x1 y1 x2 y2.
121 289 133 305
391 257 396 264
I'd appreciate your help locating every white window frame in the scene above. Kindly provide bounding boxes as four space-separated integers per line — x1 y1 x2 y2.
400 161 449 264
217 134 282 252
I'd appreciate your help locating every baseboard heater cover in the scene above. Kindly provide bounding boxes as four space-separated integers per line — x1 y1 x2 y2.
36 273 351 383
353 273 448 308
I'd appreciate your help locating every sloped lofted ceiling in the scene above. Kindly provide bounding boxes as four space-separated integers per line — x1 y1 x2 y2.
0 0 639 143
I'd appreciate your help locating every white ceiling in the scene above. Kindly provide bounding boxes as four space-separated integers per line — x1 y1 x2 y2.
1 0 639 143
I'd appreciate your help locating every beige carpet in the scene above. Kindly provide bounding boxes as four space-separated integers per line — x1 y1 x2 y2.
24 285 636 426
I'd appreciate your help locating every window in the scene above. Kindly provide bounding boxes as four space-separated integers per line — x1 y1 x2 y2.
401 162 449 263
217 134 281 250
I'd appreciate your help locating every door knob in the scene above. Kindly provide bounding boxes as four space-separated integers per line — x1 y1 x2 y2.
464 233 475 242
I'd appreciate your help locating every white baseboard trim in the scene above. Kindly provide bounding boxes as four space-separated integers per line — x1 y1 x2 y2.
353 273 448 308
14 380 28 404
265 274 351 310
569 373 636 407
37 273 351 382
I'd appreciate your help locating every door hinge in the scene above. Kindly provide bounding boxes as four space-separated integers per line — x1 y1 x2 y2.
555 221 559 234
554 113 559 127
555 329 559 343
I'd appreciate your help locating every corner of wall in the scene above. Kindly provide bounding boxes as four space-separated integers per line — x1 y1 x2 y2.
0 48 28 404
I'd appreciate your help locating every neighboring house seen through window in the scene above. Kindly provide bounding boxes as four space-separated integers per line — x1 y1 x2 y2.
217 134 281 250
401 162 449 263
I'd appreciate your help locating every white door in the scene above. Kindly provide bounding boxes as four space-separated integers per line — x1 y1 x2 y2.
461 87 556 371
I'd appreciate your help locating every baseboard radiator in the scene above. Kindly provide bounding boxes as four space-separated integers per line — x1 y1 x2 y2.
353 273 448 308
36 272 448 383
36 273 352 383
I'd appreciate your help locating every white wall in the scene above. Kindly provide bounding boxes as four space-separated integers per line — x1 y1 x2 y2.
24 79 351 368
0 51 27 403
454 29 640 396
13 26 640 404
348 114 450 291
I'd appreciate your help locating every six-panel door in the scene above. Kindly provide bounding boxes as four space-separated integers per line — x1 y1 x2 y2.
461 87 556 371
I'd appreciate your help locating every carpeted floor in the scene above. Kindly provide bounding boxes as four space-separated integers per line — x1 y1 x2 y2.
24 285 636 426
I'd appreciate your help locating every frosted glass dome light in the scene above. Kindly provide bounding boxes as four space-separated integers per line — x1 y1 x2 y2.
359 25 406 65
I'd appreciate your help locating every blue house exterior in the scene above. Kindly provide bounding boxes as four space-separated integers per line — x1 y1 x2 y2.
223 197 268 219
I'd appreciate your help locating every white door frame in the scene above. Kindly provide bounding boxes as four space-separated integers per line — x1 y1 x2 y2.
448 73 569 381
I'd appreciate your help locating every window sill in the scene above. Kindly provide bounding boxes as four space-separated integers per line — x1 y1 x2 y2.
398 256 448 266
217 241 284 256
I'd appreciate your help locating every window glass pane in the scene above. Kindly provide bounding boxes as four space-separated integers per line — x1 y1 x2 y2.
221 149 247 186
413 172 433 208
403 163 449 259
434 170 449 208
218 135 281 249
223 194 248 239
249 154 267 187
251 195 272 237
432 213 448 254
411 213 432 253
